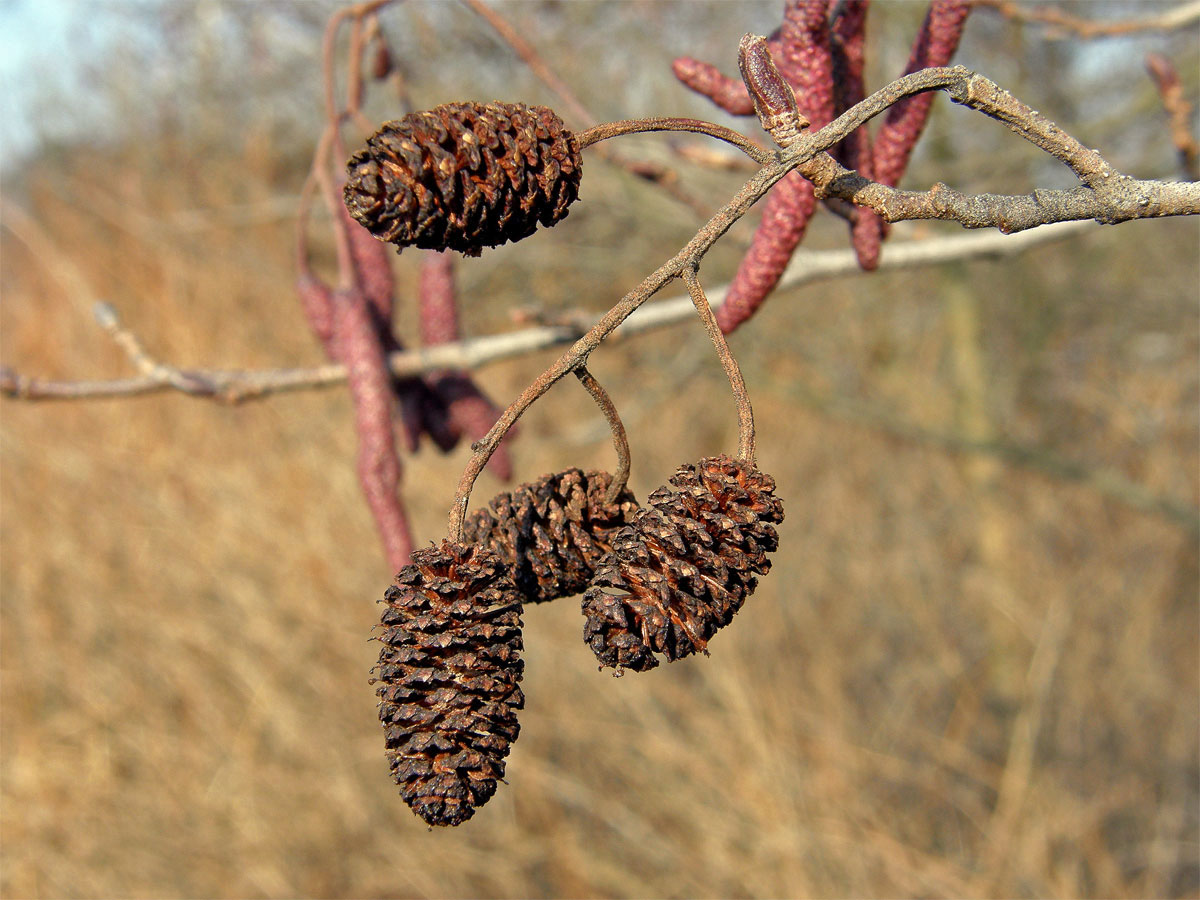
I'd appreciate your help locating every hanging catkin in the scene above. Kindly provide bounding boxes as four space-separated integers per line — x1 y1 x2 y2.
344 102 582 257
373 540 525 826
464 469 639 604
581 455 784 672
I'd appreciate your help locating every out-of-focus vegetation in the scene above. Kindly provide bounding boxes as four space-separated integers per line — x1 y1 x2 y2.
2 2 1197 897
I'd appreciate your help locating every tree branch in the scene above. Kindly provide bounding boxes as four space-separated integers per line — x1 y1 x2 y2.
786 66 1200 232
0 222 1100 403
789 379 1200 535
972 0 1200 40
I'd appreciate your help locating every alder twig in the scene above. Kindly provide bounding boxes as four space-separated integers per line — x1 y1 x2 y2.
577 118 771 164
972 0 1200 40
0 223 1101 403
92 303 214 395
790 66 1200 232
1145 53 1200 182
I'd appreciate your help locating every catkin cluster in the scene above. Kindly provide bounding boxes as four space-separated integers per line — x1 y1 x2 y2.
373 459 782 826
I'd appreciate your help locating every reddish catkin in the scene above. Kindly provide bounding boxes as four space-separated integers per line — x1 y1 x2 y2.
341 202 395 331
717 1 836 334
671 34 785 117
417 250 461 346
671 56 756 116
417 251 515 480
715 173 817 334
332 287 413 570
296 269 335 347
873 0 971 188
337 200 431 454
830 0 883 270
775 0 836 128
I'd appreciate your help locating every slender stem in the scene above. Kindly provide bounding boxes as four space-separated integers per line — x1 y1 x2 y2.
460 0 596 128
577 117 773 165
682 267 755 462
574 367 631 504
321 0 392 130
309 125 356 290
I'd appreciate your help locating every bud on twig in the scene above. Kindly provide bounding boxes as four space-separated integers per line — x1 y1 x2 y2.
738 34 806 147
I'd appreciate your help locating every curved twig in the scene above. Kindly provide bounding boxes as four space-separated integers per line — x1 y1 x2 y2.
574 367 631 504
577 117 772 165
972 0 1200 39
681 267 755 463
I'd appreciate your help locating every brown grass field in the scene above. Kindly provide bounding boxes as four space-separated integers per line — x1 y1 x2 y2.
2 3 1198 897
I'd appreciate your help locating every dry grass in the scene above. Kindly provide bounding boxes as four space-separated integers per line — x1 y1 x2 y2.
3 4 1199 897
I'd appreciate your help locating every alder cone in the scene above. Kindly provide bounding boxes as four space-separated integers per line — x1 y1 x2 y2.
581 455 784 673
463 469 640 604
344 101 582 257
373 540 524 827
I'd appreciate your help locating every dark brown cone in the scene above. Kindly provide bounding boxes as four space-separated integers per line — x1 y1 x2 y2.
344 102 582 257
372 540 524 827
581 455 784 673
463 469 639 604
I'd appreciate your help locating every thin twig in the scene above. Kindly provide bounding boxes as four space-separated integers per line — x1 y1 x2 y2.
577 117 772 164
0 223 1099 403
972 0 1200 39
1146 53 1200 182
459 0 593 126
574 367 631 504
322 0 392 132
789 378 1200 534
681 267 755 463
92 303 215 394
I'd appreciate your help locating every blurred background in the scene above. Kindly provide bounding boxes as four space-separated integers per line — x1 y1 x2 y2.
2 1 1197 897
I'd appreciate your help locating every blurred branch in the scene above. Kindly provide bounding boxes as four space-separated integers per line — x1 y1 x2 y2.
0 223 1094 404
787 380 1200 535
1145 53 1200 182
1 201 99 319
459 0 593 127
460 0 715 218
972 0 1200 39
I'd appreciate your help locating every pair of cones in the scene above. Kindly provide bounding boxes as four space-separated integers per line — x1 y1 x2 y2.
373 457 784 826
